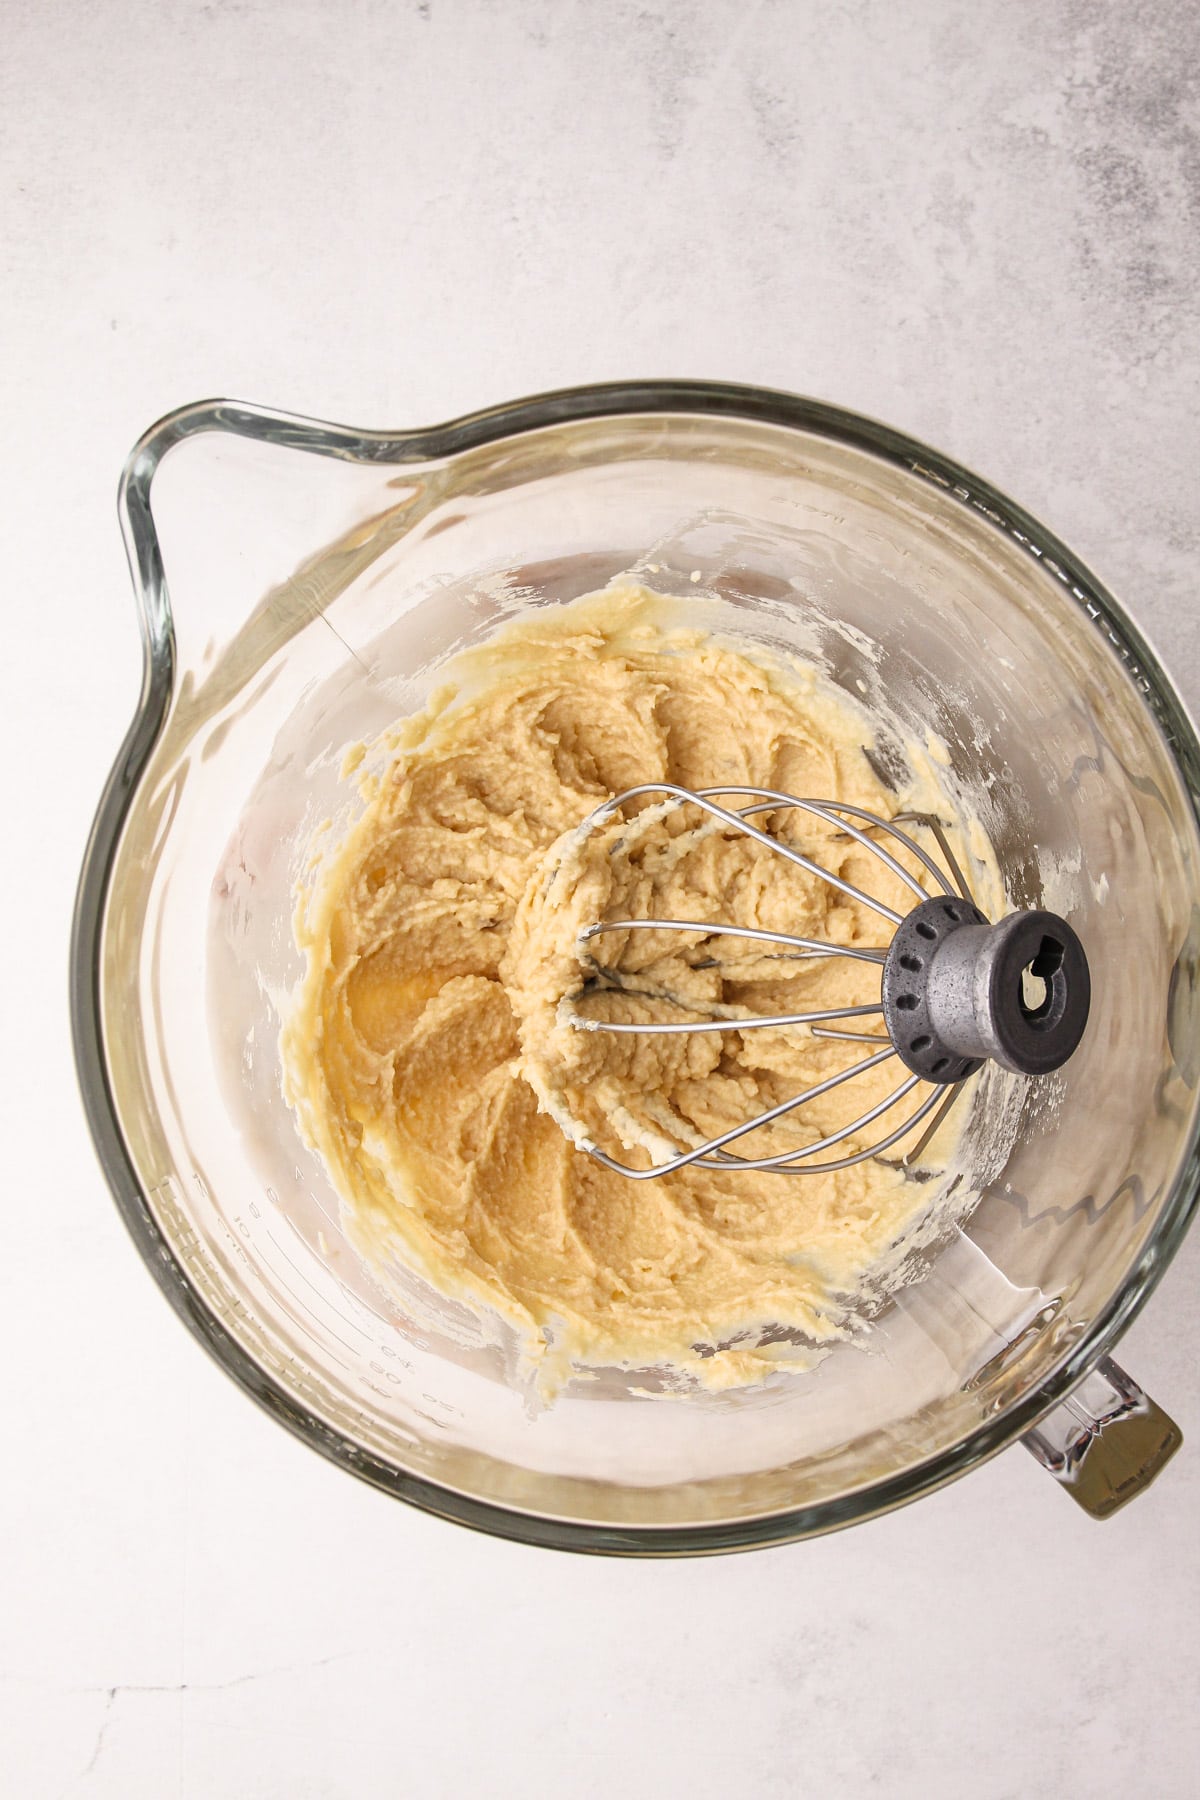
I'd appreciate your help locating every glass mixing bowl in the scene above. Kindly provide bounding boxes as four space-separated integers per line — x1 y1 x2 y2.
72 382 1200 1552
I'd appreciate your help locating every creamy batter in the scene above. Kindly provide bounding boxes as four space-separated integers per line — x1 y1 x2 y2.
283 585 988 1393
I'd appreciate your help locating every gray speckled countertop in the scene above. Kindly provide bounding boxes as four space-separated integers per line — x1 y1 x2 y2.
3 2 1198 1794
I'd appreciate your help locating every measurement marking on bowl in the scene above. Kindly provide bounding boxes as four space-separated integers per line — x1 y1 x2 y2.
289 1168 342 1232
275 1343 349 1395
208 1291 252 1328
354 1405 420 1447
360 1377 402 1404
265 1223 364 1358
217 1219 251 1270
158 1221 197 1262
421 1393 462 1418
337 1284 399 1332
257 1261 351 1367
147 1174 189 1224
279 1329 350 1377
367 1359 407 1387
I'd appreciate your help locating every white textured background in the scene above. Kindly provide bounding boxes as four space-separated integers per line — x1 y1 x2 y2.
4 2 1199 1795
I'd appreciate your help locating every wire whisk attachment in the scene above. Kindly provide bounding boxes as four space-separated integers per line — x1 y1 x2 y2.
560 785 1090 1180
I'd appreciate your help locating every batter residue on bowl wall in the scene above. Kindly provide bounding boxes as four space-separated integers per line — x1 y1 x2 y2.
282 583 997 1396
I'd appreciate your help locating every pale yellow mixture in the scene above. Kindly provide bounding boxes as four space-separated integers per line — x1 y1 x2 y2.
283 585 986 1392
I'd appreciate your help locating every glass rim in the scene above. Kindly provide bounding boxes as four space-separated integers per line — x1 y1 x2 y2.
70 378 1200 1555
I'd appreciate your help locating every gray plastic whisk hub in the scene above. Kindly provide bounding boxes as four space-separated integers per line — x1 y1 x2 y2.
882 896 1091 1083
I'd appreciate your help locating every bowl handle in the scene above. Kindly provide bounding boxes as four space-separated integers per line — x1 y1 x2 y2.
1021 1357 1182 1517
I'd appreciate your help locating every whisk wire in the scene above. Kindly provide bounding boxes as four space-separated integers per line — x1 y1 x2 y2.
876 1080 967 1171
591 783 908 926
580 917 888 965
709 788 957 901
571 1002 884 1036
561 785 1005 1178
736 1084 948 1177
891 810 974 903
699 1071 937 1171
581 1045 901 1180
